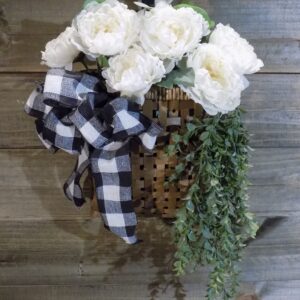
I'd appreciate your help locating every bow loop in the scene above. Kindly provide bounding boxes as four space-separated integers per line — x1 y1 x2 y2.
25 68 163 244
102 98 148 142
43 68 101 108
69 92 111 150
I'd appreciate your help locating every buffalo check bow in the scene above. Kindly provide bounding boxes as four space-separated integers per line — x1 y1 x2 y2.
25 68 162 244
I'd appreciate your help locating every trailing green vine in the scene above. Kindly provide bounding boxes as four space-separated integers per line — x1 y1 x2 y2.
166 109 259 300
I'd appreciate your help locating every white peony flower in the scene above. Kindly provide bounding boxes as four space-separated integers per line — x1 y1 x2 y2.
72 0 140 57
41 27 80 68
209 24 264 75
139 2 210 60
180 44 249 115
102 45 166 101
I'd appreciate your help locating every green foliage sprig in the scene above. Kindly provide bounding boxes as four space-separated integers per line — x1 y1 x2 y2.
166 109 259 300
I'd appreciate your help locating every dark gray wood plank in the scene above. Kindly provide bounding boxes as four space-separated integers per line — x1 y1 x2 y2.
0 149 91 220
3 0 299 38
254 280 300 300
0 73 42 148
250 39 300 74
0 217 299 286
0 283 258 300
241 74 300 147
0 0 299 72
0 284 205 300
1 281 299 300
199 0 300 40
249 186 300 217
249 148 300 186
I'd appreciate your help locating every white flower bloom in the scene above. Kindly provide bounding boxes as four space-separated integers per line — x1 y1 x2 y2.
139 2 209 60
41 27 80 68
102 45 166 101
181 44 249 115
155 0 174 5
209 24 264 74
72 0 140 57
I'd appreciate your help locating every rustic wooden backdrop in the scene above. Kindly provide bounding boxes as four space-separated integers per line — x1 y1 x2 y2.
0 0 300 299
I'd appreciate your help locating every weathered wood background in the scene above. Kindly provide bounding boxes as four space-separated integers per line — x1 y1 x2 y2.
0 0 299 299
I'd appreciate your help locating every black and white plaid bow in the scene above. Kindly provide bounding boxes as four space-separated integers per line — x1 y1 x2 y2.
25 68 162 244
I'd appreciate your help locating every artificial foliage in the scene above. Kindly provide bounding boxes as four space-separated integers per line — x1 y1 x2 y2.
166 109 259 299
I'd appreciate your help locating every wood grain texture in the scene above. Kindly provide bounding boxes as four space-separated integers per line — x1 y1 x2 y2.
3 0 299 38
1 0 300 298
0 285 205 300
242 74 300 147
2 281 299 300
0 74 42 148
248 148 300 186
0 149 91 221
0 0 300 72
0 149 299 221
252 280 300 300
2 73 300 149
0 217 299 292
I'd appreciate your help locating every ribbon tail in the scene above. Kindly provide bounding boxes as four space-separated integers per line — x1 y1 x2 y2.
64 143 90 207
90 142 138 244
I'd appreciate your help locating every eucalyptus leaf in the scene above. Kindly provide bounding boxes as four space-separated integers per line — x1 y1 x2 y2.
186 122 197 132
186 200 195 212
200 131 209 141
156 72 177 89
175 163 185 174
188 230 197 241
168 109 258 300
177 57 188 70
157 67 195 89
97 55 109 68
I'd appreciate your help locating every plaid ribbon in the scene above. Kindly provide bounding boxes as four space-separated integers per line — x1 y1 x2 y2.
25 68 162 244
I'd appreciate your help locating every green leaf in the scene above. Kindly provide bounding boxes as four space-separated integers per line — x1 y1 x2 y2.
175 163 185 174
186 122 197 132
202 227 212 239
174 68 195 87
185 153 195 162
204 241 213 251
166 144 176 155
175 3 215 29
177 57 188 70
186 200 195 212
97 55 109 68
156 74 176 89
183 133 190 145
210 179 218 187
172 133 182 143
166 108 256 300
157 67 195 89
189 183 200 194
245 212 254 220
83 0 105 8
200 131 209 141
188 230 197 241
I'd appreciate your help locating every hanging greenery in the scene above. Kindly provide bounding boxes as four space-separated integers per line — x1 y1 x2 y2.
166 109 259 300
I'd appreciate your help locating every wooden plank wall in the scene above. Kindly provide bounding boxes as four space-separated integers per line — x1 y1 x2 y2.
0 0 299 299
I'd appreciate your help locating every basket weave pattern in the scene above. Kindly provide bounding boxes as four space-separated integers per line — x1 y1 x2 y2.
131 87 203 218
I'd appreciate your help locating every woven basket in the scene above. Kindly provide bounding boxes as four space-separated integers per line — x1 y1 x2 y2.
90 87 203 219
